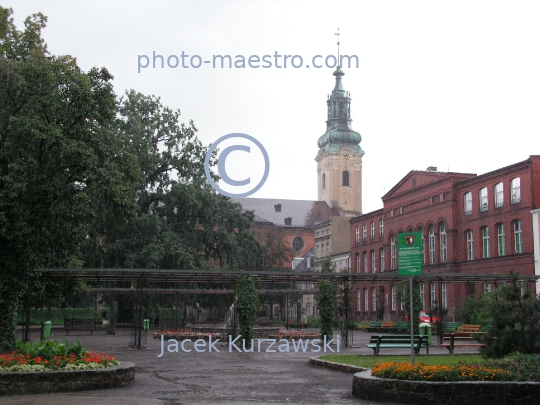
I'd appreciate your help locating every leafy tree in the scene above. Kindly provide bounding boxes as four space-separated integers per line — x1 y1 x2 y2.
399 279 422 334
481 273 540 358
317 280 337 340
235 275 259 348
336 268 353 347
0 7 138 351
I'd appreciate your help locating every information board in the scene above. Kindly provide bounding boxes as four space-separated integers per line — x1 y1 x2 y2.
397 232 423 276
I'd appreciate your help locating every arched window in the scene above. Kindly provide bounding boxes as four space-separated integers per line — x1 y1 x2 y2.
379 247 385 272
511 178 521 203
428 225 436 264
466 230 474 260
322 173 325 189
355 253 360 273
496 223 505 256
513 220 522 253
342 170 349 187
363 251 368 273
371 250 376 273
371 287 377 311
482 226 490 258
390 234 396 269
417 226 425 264
439 222 447 263
363 288 368 312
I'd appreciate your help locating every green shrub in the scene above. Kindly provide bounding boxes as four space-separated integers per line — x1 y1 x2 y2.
482 353 540 382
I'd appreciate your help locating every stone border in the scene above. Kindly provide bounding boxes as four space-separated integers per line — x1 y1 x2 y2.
0 361 135 395
309 357 367 373
353 369 540 405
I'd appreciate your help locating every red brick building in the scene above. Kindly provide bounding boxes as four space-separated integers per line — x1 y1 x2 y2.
350 156 540 321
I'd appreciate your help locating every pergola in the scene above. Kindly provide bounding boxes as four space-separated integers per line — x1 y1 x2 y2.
34 268 539 349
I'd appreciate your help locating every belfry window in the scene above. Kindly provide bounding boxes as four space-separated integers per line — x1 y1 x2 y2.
343 171 349 187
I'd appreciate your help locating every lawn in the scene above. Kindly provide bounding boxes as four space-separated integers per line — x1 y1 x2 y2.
320 354 483 368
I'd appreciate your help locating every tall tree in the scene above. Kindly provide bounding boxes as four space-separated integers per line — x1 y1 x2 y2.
0 7 138 351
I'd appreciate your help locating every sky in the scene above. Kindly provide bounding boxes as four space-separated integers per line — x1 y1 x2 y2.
12 0 540 213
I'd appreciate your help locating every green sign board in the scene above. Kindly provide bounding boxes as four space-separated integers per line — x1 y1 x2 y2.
397 232 423 276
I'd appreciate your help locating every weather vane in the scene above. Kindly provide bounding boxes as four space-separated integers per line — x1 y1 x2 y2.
335 27 340 67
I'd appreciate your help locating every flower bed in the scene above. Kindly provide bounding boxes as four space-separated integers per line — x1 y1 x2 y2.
352 369 540 405
371 361 512 382
0 340 118 372
0 340 133 395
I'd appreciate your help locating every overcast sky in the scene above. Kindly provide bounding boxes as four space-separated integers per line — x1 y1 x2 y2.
13 1 540 213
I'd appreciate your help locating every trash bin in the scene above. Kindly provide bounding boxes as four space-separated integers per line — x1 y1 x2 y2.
303 315 308 325
419 322 432 345
43 321 52 340
143 319 150 330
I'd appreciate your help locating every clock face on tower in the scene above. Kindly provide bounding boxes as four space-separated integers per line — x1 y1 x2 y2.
341 152 351 162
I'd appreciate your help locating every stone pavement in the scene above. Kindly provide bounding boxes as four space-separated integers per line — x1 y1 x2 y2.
3 327 482 405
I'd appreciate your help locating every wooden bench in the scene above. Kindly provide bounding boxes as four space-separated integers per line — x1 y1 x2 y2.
64 318 95 335
440 332 486 354
381 322 395 330
459 324 481 333
366 334 428 355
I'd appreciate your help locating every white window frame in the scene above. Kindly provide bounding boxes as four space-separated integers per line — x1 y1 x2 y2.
464 192 472 215
364 288 368 312
494 182 504 208
391 285 396 311
355 225 360 243
362 223 367 241
420 283 425 309
356 253 360 273
429 226 436 264
497 223 505 256
357 291 361 311
363 251 368 273
440 222 447 263
466 230 474 260
511 178 521 204
371 250 376 273
379 248 385 272
479 187 488 212
430 283 436 308
379 219 384 237
514 220 522 253
370 221 375 240
442 283 447 309
390 234 396 269
371 287 377 311
482 227 490 258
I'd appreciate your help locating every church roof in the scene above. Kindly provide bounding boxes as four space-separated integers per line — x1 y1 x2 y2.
231 198 339 228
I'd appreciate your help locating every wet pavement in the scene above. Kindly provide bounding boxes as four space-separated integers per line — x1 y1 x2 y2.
3 327 482 405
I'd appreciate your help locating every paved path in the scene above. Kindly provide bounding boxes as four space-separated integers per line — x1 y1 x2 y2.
3 328 481 405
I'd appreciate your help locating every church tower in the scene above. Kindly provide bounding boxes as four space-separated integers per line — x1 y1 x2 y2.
315 66 364 216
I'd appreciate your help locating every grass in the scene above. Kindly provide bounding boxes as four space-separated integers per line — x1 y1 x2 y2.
320 354 484 368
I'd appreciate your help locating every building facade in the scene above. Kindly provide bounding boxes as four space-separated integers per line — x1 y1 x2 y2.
350 157 540 321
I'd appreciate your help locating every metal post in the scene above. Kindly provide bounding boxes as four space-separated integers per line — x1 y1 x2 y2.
410 276 414 365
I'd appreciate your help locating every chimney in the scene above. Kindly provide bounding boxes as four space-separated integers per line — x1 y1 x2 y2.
426 166 437 172
284 217 292 226
274 204 282 212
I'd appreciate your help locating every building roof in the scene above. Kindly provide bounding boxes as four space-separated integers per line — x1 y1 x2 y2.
231 198 338 228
